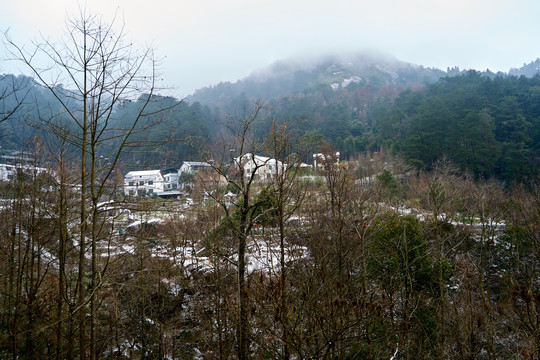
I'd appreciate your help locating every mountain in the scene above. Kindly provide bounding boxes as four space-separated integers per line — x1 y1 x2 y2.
0 74 68 149
2 54 539 182
185 53 539 183
189 52 447 107
509 58 540 77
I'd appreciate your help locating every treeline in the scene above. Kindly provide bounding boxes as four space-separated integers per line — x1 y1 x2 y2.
113 96 218 168
0 77 219 168
252 72 540 183
372 72 540 182
0 74 66 148
4 70 539 184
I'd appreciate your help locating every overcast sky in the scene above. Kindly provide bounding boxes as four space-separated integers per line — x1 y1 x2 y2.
1 0 540 97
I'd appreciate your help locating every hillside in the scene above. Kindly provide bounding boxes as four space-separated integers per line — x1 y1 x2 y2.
189 52 447 106
2 53 540 182
183 53 540 183
189 52 540 111
0 74 68 149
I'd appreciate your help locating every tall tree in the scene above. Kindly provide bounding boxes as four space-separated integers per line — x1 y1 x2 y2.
264 121 306 359
205 99 271 360
6 9 164 359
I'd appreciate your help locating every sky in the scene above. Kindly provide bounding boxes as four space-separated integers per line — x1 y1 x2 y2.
1 0 540 97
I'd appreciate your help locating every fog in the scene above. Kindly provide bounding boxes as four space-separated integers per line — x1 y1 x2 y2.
1 0 540 96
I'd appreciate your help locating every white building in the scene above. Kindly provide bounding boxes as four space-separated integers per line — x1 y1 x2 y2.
179 161 227 189
235 153 284 182
313 152 340 171
162 168 179 191
0 163 48 182
0 164 17 182
124 170 165 196
179 161 212 175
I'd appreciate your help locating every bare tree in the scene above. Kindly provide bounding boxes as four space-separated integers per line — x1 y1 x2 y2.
6 8 165 360
506 181 540 359
203 99 274 359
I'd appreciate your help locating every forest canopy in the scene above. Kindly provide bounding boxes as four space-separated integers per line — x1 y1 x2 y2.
1 68 539 184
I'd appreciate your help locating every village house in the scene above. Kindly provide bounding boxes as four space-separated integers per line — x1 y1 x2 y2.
124 170 166 196
0 164 18 182
313 152 340 172
161 168 179 191
0 163 48 182
179 161 226 189
235 153 284 182
179 161 212 175
179 161 210 189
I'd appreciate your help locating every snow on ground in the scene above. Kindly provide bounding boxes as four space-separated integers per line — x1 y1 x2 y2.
125 217 163 229
244 241 308 274
387 203 506 231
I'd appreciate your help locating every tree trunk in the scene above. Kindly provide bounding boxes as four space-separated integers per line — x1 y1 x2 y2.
237 218 249 360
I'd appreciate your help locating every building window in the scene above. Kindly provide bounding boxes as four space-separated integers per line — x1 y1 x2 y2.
148 189 153 193
148 180 153 185
139 181 144 185
129 181 134 186
129 190 135 195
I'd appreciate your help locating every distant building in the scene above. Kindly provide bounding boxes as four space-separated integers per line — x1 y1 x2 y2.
298 162 313 175
161 168 179 191
179 161 225 188
179 161 212 175
124 170 165 196
313 152 340 172
0 164 17 182
234 153 284 182
0 163 48 182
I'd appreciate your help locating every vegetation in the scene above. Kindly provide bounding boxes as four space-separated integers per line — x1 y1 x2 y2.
2 64 539 184
2 136 538 359
0 11 538 360
379 72 540 182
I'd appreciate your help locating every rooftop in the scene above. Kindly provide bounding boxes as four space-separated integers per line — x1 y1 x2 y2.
125 170 162 177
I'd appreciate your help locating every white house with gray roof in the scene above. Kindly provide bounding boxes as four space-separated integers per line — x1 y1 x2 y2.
179 161 212 175
124 170 165 196
234 153 284 182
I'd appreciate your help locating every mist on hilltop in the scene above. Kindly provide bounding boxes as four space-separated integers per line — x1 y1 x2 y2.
189 50 445 104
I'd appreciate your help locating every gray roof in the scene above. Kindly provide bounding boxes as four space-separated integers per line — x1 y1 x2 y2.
183 161 211 167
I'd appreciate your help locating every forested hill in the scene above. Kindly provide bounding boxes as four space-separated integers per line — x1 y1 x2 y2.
1 56 539 183
190 55 538 108
188 53 447 107
369 72 540 182
185 55 539 183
